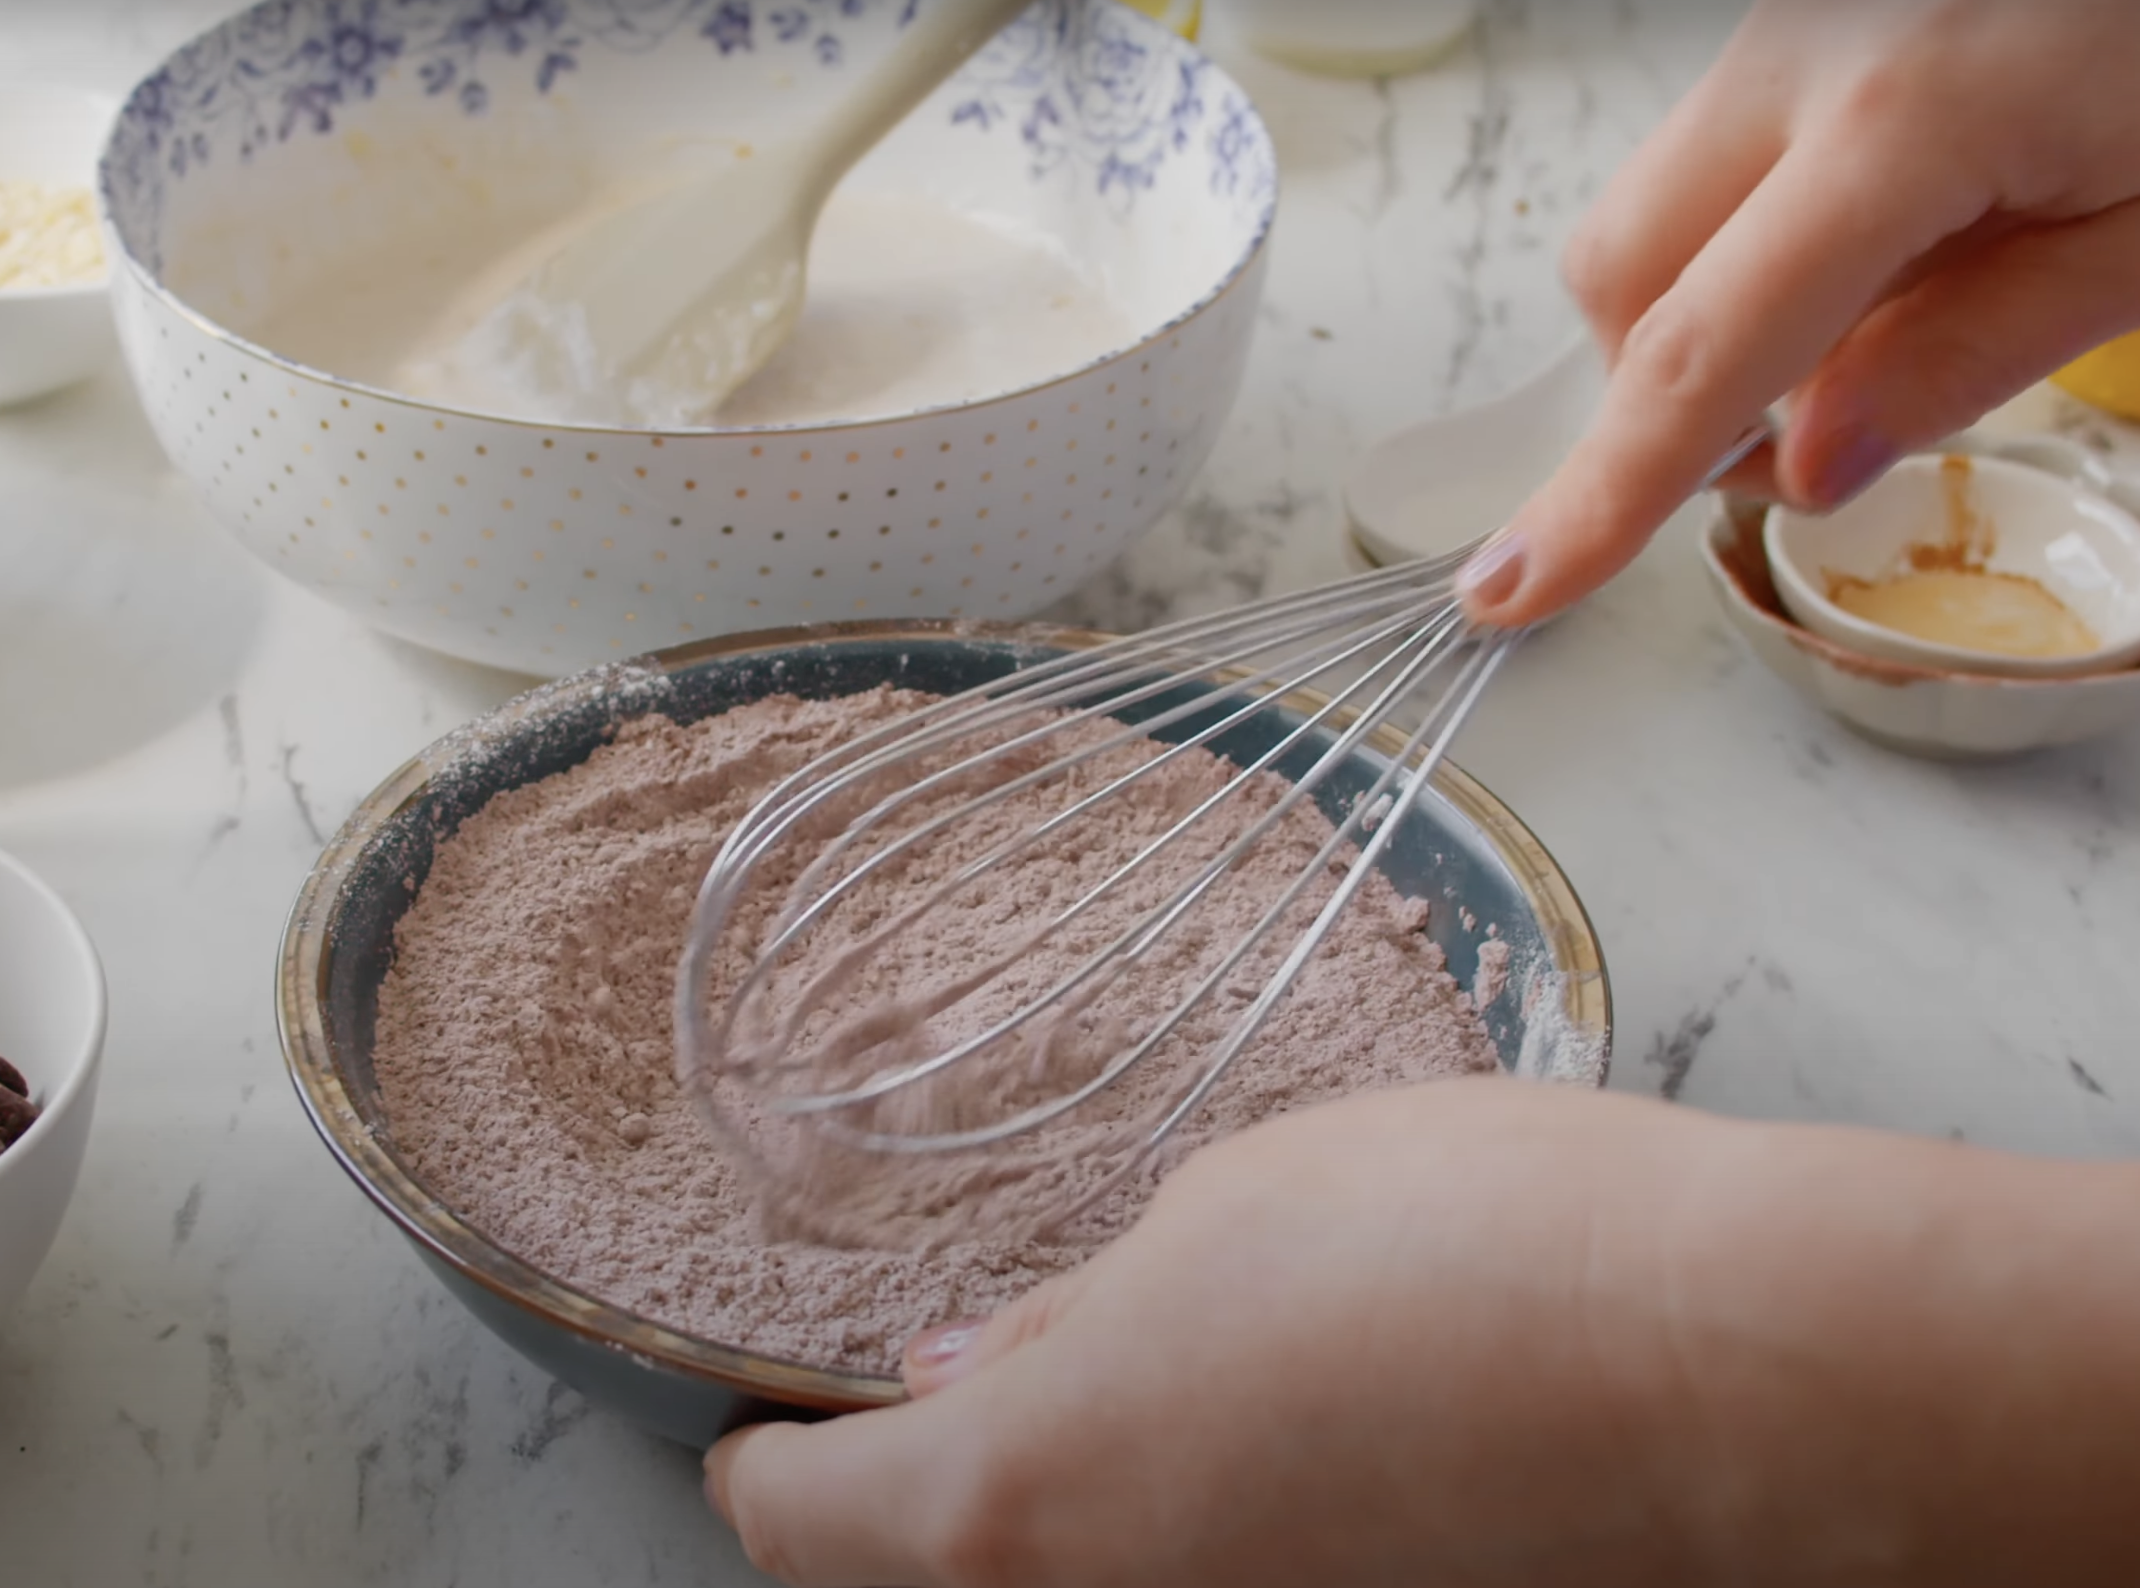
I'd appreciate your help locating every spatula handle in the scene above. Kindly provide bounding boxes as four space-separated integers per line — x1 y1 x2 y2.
803 0 1035 201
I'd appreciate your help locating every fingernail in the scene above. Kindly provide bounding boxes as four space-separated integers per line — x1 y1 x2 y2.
1811 423 1895 510
1455 531 1527 610
908 1320 983 1369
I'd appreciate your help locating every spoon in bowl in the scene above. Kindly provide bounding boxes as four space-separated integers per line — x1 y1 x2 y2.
443 0 1030 429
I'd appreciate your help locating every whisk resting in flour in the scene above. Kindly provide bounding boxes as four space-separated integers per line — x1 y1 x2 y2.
669 560 1513 1240
675 429 1768 1242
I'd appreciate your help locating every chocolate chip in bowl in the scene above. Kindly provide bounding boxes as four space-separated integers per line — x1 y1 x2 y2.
0 846 108 1316
278 623 1610 1445
0 1053 39 1151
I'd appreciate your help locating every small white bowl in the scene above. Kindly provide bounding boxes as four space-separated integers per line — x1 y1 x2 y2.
0 82 118 407
0 848 107 1316
1765 451 2140 679
1703 494 2140 759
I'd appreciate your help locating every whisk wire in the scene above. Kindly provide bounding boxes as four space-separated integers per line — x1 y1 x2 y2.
702 552 1467 884
700 574 1474 1066
732 598 1456 1093
789 605 1487 1154
767 599 1470 1125
1123 629 1514 1149
1046 628 1520 1224
676 415 1775 1240
718 564 1460 891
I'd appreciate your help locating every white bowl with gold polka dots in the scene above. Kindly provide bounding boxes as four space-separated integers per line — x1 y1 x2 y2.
97 0 1276 676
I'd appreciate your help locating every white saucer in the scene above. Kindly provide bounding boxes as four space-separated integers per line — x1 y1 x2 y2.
1343 336 1604 568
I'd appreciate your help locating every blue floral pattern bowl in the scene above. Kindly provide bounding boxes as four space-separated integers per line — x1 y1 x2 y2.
99 0 1277 676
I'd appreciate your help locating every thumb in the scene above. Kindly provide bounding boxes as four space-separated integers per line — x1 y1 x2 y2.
902 1266 1091 1398
1781 197 2140 509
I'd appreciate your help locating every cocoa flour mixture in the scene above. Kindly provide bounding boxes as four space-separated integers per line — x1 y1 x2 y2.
373 688 1499 1376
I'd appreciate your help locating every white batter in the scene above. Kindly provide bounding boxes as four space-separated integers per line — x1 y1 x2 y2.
249 189 1137 428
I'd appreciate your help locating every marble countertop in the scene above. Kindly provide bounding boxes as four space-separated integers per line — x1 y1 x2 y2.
5 1 2138 1583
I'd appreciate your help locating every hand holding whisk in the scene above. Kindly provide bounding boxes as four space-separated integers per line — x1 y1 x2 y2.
674 425 1770 1249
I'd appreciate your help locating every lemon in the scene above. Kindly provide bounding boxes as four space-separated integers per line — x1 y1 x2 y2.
1119 0 1202 39
2052 331 2140 422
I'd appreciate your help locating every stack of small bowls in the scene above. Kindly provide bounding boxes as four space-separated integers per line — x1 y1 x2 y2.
1702 435 2140 758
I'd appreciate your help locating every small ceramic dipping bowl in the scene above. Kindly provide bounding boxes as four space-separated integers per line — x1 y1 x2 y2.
1703 491 2140 759
0 848 108 1316
1765 450 2140 678
0 81 118 407
1344 336 1604 572
278 623 1610 1445
100 0 1277 678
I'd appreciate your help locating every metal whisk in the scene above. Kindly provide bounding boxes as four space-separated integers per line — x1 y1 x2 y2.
667 552 1498 1225
674 430 1767 1238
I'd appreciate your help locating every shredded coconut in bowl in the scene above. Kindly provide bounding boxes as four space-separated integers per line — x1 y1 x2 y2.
0 180 105 291
372 688 1501 1377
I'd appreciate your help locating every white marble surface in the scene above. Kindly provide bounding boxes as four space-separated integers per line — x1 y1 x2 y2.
5 1 2140 1583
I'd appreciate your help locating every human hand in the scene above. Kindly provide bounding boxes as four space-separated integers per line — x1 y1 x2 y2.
705 1074 2140 1587
1459 0 2140 627
707 1077 1712 1588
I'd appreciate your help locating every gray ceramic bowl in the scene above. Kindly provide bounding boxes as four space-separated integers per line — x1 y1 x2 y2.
278 622 1611 1447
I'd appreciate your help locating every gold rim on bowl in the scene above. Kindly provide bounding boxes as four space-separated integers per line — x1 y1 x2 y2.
277 618 1610 1412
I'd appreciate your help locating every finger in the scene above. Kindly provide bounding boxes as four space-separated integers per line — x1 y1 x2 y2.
702 1269 1097 1584
1781 197 2140 505
1700 214 2039 508
707 1406 950 1588
903 1266 1089 1398
1562 28 1789 357
1461 115 1988 626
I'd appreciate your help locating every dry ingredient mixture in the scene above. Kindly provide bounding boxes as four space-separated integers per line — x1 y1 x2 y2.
0 180 105 291
373 689 1500 1375
1473 937 1513 1009
0 1055 39 1152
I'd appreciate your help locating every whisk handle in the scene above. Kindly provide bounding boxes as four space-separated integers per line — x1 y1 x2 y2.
1706 413 1777 485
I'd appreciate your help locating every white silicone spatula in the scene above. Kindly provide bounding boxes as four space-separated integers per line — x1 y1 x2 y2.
479 0 1030 428
1343 337 1606 569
